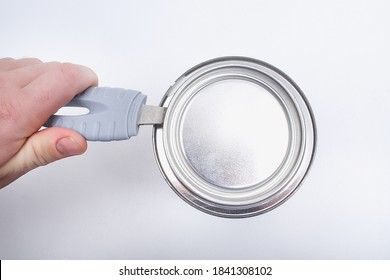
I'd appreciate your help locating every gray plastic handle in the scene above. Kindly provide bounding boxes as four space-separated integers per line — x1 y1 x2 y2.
45 87 146 141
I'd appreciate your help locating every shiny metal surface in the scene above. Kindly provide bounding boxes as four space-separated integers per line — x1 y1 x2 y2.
181 80 289 188
138 105 167 125
153 57 316 218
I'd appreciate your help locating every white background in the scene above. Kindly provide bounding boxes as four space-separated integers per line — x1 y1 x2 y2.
0 0 389 259
2 260 390 280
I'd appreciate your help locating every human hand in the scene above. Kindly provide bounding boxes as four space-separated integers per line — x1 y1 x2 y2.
0 58 98 188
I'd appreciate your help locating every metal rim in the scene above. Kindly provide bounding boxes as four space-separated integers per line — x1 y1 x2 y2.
153 56 316 218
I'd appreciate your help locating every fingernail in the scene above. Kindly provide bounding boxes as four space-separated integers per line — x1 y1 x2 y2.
56 137 84 156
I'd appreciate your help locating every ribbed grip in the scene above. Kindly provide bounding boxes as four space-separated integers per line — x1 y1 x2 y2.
45 87 147 141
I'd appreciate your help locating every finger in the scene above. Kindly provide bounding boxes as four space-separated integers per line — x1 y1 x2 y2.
7 61 61 88
0 57 43 71
0 127 87 188
19 62 98 129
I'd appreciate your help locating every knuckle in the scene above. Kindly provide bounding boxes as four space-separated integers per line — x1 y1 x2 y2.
58 62 98 88
31 145 50 167
23 139 51 169
23 57 43 64
0 71 18 87
0 71 13 87
0 57 15 65
58 62 80 86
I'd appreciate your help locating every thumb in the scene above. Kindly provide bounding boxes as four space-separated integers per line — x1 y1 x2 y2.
0 127 87 187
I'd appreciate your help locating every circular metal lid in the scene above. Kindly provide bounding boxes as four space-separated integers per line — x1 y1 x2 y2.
153 57 316 218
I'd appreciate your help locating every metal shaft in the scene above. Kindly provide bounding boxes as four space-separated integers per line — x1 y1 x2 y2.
138 105 167 125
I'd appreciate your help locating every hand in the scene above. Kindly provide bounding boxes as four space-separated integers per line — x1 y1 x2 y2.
0 58 98 188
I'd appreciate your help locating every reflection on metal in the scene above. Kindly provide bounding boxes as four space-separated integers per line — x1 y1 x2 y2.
153 57 316 218
138 105 167 125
